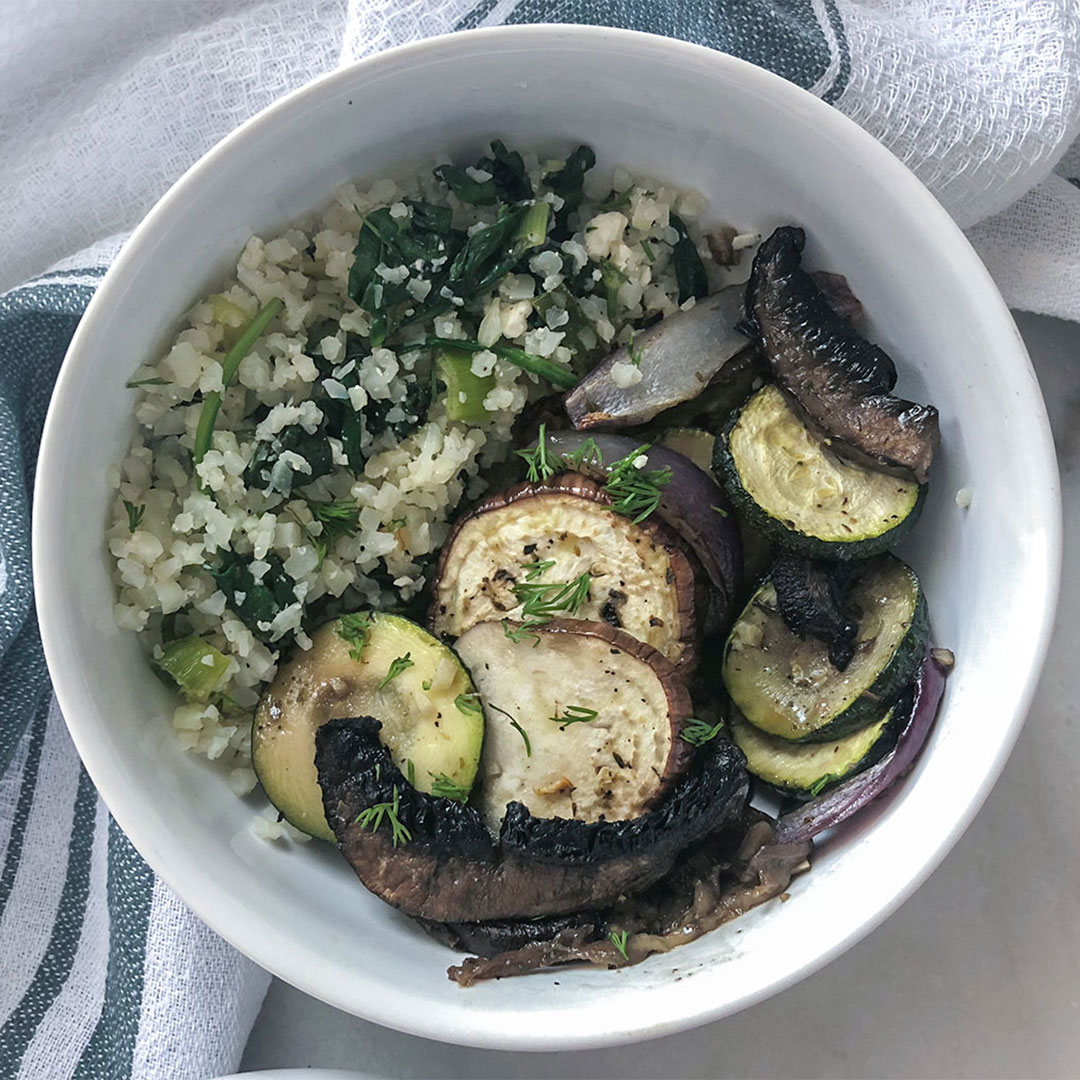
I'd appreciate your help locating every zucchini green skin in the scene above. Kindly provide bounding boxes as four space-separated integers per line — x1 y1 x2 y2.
723 556 929 742
713 387 926 560
730 704 902 797
253 614 483 841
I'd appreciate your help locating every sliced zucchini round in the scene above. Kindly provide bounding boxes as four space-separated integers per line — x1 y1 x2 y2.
658 428 717 475
714 384 924 559
253 613 483 841
723 554 928 742
730 704 899 796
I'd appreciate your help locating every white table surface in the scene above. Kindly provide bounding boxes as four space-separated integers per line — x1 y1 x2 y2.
241 311 1080 1080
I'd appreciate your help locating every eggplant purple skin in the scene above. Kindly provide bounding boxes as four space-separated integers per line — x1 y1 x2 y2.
543 430 743 620
775 651 948 844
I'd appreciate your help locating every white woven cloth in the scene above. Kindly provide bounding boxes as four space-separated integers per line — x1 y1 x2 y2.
2 0 1080 314
1 3 1078 1079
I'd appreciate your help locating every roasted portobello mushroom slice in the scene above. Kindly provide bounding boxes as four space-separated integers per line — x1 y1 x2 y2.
723 554 929 742
744 226 939 483
315 715 749 922
253 614 482 841
455 619 694 831
715 384 924 559
430 473 703 669
770 552 858 670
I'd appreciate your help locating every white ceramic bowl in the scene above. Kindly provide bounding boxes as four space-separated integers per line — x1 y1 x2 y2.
34 26 1060 1050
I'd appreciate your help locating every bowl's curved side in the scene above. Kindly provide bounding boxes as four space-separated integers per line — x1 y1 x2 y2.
33 25 1061 1050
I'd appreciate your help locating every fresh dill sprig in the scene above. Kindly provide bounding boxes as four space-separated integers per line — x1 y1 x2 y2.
509 718 532 756
562 437 604 471
487 702 532 757
502 620 542 647
808 773 842 797
679 716 724 747
627 333 644 367
609 929 629 961
378 653 414 690
549 704 599 729
511 571 591 621
430 772 472 804
123 500 145 532
454 693 484 716
520 558 556 581
354 786 411 848
421 679 433 691
125 376 170 388
640 238 656 263
307 498 361 544
337 612 374 661
516 423 559 482
404 758 417 787
604 445 672 523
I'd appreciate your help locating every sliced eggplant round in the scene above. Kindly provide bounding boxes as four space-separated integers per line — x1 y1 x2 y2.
722 554 928 742
657 426 772 595
253 614 483 841
454 619 694 831
729 704 899 797
715 384 924 559
430 473 703 669
542 431 743 614
314 714 749 922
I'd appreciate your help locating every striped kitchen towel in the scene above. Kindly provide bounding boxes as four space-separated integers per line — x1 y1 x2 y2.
1 2 1078 1078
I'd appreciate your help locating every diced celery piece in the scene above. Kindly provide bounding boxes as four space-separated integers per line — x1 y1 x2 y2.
209 294 249 328
158 636 230 701
436 348 495 423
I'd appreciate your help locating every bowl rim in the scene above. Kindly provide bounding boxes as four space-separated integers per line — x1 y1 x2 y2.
33 23 1062 1050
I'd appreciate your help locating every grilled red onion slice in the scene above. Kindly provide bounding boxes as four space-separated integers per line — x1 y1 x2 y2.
564 287 749 430
775 651 949 844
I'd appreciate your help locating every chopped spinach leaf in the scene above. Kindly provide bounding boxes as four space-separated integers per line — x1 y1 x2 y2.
207 551 298 643
433 164 496 206
670 213 709 304
544 145 596 238
406 199 453 235
481 139 533 203
245 425 333 496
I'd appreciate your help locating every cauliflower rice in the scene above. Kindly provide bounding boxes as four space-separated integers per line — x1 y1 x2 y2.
107 144 746 804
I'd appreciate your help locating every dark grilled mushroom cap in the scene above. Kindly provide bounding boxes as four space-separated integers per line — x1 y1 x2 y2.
746 227 939 483
771 553 858 670
423 911 604 958
315 716 749 923
430 472 705 671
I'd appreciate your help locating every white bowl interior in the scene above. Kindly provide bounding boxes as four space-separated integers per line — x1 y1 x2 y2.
34 27 1060 1050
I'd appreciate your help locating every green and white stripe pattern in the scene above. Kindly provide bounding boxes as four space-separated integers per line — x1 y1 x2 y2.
0 271 267 1078
0 5 853 1075
455 0 851 102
